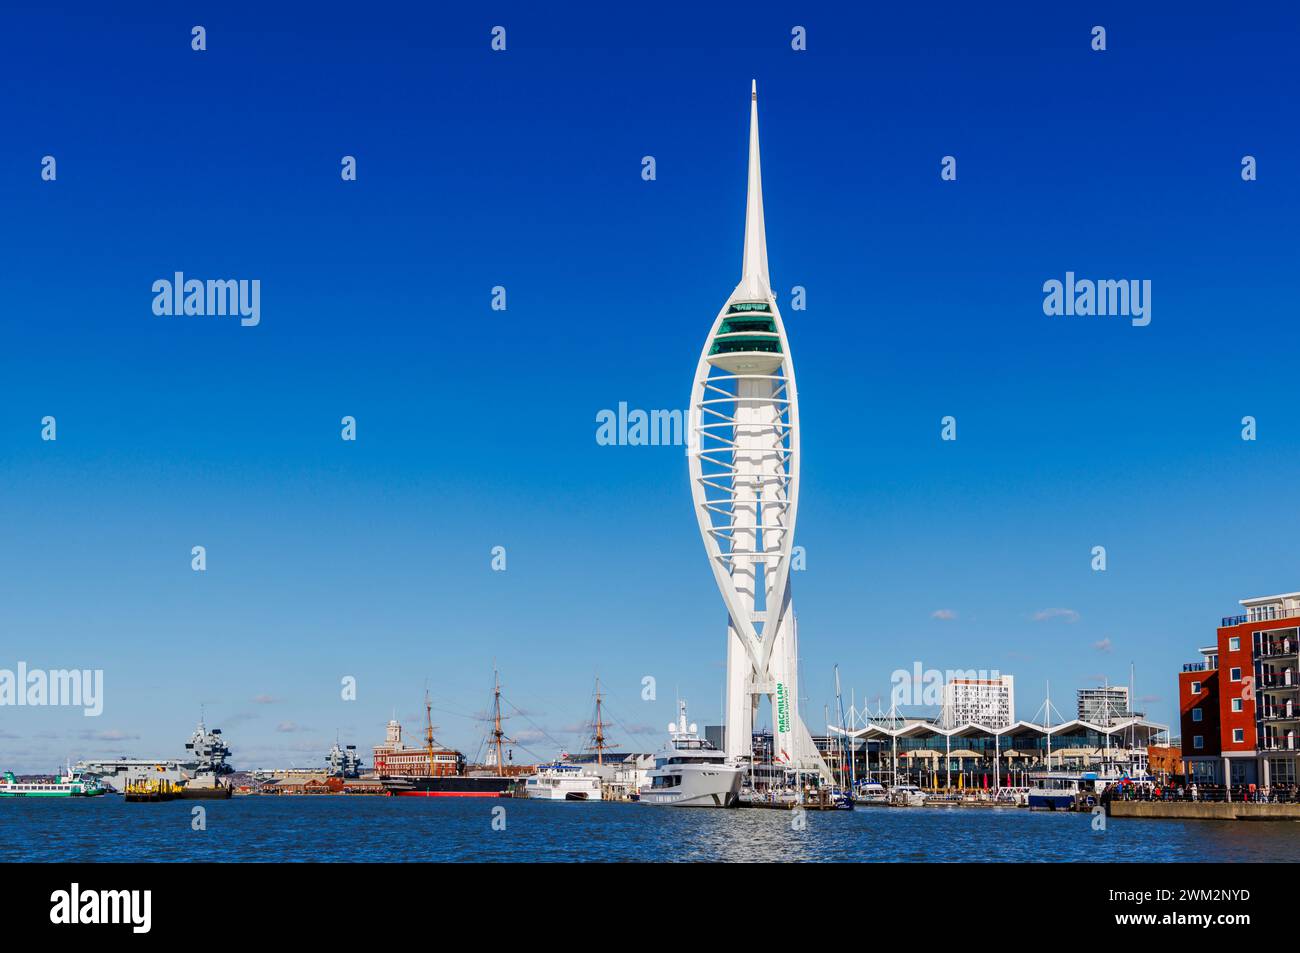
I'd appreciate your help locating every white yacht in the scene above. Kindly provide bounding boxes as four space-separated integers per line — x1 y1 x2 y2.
524 762 603 802
888 783 926 806
640 702 743 808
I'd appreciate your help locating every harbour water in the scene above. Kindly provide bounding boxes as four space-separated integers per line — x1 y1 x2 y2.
8 798 1300 863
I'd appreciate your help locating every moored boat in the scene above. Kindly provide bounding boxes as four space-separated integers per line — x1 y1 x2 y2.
888 783 926 806
380 684 515 798
640 701 743 808
524 762 603 801
1 769 105 798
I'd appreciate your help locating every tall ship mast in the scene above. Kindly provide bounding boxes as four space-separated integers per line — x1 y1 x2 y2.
587 679 615 767
488 666 515 776
377 680 515 798
423 689 440 776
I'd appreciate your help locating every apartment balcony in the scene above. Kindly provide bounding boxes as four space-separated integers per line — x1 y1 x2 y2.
1260 709 1300 723
1182 662 1207 673
1261 740 1298 752
1258 643 1299 661
1258 672 1299 692
1226 605 1300 628
1259 683 1300 695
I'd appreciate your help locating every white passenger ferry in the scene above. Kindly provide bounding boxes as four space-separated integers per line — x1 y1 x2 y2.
524 763 603 801
0 769 105 798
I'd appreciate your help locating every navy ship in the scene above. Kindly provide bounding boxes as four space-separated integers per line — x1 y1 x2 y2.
181 718 234 799
74 716 234 796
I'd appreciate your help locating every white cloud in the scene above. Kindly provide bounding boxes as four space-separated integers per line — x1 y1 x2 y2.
1032 608 1080 623
1093 638 1113 653
931 609 958 621
78 728 139 742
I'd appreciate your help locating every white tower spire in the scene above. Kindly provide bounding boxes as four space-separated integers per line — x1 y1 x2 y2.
738 79 770 300
688 83 830 784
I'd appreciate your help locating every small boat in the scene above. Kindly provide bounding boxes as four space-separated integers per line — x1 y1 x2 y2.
888 783 926 807
855 781 888 804
1028 763 1152 811
1026 773 1087 810
524 762 603 801
0 769 105 798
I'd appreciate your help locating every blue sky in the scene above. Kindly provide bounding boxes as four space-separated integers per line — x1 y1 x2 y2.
1 2 1297 771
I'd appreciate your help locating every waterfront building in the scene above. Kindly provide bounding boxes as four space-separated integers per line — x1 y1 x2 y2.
832 715 1167 789
1178 591 1300 788
1077 685 1133 726
941 675 1015 729
371 717 463 777
1146 744 1184 782
687 82 829 780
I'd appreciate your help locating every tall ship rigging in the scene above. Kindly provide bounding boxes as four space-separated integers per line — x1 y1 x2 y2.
378 674 515 798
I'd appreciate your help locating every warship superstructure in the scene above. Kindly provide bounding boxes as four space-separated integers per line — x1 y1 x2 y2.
326 740 363 778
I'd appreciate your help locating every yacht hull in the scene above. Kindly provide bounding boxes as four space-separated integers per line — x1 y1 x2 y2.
640 766 743 808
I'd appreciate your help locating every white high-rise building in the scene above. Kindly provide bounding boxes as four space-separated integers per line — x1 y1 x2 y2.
1078 685 1131 726
941 675 1015 729
688 82 830 780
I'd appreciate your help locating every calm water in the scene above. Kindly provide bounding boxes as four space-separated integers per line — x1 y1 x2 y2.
8 797 1300 862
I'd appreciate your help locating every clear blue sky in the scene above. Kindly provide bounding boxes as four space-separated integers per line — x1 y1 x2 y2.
1 2 1297 771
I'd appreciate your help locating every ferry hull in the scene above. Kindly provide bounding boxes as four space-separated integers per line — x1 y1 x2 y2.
1028 792 1075 811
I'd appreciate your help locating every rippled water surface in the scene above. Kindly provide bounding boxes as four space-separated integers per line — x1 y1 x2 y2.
9 797 1300 862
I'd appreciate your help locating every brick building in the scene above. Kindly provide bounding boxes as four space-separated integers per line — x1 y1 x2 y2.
1179 591 1300 788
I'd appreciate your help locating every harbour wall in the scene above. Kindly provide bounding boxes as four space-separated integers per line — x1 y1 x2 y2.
1111 801 1300 821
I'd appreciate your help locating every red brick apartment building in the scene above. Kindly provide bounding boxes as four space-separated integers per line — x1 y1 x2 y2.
1179 591 1300 787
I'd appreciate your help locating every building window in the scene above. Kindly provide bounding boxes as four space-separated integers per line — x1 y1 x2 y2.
1191 681 1201 694
1193 735 1204 749
1233 728 1244 743
1230 667 1241 682
1232 698 1243 713
1229 637 1240 651
1192 708 1203 722
1269 758 1297 784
